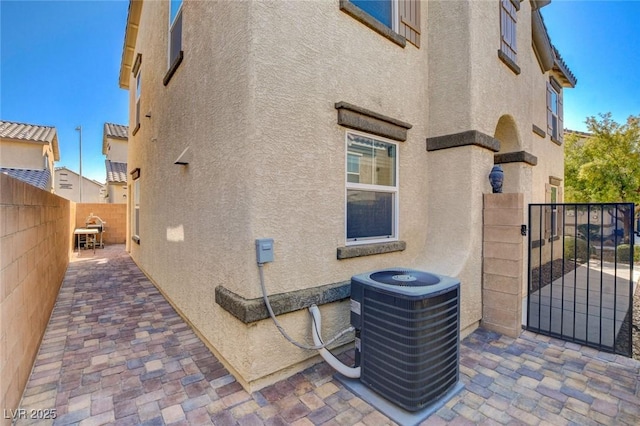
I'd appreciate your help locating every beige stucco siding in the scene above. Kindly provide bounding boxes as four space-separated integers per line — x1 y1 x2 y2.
125 0 571 390
0 140 48 170
106 138 128 163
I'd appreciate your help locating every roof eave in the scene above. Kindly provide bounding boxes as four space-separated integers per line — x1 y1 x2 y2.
531 10 554 72
552 46 578 88
51 133 60 161
119 0 143 90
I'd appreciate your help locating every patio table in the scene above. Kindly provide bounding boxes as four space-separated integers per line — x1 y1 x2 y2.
74 228 99 255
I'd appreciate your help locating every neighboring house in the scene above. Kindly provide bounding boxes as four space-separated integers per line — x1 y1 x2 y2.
103 123 128 204
54 167 105 203
119 0 576 391
0 120 59 192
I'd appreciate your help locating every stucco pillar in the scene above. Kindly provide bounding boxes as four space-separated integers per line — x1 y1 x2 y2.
482 193 525 338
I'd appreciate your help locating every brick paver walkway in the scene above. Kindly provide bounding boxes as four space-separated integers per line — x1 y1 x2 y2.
14 245 640 425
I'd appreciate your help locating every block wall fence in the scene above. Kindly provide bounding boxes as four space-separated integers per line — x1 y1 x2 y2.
75 203 126 244
0 174 74 425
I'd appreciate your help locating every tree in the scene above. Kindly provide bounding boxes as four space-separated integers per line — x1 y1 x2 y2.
564 113 640 241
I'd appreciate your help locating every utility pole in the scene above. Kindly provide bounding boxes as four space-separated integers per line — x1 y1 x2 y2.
75 126 83 202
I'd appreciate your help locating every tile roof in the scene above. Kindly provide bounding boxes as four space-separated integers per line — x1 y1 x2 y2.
552 45 578 88
1 168 51 190
103 123 128 155
0 120 56 142
0 120 60 160
104 123 128 139
105 160 127 183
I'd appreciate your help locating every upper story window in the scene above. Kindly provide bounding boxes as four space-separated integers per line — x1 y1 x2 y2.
499 0 520 74
132 53 142 135
346 131 398 244
169 0 183 67
135 69 141 128
164 0 184 85
340 0 421 47
547 78 564 143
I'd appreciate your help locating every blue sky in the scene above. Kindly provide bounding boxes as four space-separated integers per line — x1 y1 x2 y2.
542 0 640 132
1 0 129 183
1 1 638 184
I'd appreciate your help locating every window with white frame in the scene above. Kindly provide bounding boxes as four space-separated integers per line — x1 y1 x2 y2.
169 0 183 67
346 131 398 244
499 0 519 73
547 79 564 143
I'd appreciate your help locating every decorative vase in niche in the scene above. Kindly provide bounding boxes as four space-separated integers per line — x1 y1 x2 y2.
489 165 504 193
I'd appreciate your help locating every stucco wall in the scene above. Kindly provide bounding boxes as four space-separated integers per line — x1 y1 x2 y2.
107 183 127 204
0 174 73 425
0 140 47 170
125 0 569 390
106 137 128 163
54 169 104 203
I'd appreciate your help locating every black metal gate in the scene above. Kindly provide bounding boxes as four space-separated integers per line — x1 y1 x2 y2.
527 203 636 356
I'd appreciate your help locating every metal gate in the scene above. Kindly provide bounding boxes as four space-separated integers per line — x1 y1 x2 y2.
526 203 636 356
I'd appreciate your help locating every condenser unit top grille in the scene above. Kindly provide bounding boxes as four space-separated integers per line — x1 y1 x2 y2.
353 268 458 297
369 270 440 287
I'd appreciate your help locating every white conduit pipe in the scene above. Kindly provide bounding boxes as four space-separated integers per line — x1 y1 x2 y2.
308 304 361 378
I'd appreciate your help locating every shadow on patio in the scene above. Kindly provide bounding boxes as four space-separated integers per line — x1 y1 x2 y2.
14 245 640 425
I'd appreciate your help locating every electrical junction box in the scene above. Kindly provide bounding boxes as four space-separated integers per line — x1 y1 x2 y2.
255 238 274 264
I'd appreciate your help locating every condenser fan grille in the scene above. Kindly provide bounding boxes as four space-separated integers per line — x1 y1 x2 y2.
369 270 440 287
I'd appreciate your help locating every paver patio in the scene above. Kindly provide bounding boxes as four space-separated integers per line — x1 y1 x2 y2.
13 245 640 425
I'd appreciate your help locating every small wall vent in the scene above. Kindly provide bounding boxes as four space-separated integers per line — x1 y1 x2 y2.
350 268 461 412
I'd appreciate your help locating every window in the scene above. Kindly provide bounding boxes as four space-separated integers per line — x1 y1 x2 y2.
547 79 564 143
341 0 421 47
135 68 141 131
169 0 183 67
351 0 393 28
550 186 558 238
346 131 398 244
132 53 142 134
499 0 520 74
545 181 562 240
132 169 141 243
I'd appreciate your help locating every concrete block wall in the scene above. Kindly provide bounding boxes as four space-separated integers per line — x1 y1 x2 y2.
75 203 126 244
482 193 525 338
0 174 73 424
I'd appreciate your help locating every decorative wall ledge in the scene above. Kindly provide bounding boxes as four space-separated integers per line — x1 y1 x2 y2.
494 151 538 166
426 130 500 152
215 281 350 324
163 51 184 86
337 240 406 259
532 124 546 138
335 102 412 142
498 50 522 75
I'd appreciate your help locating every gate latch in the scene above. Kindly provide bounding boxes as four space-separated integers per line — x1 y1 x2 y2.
521 225 527 236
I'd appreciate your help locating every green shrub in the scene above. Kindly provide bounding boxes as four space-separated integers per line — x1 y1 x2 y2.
616 244 640 263
564 236 593 262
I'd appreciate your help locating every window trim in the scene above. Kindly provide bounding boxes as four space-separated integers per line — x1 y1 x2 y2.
498 0 521 75
345 130 399 246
